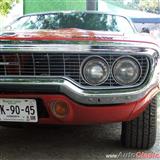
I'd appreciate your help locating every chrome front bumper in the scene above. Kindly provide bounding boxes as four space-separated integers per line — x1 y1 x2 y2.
0 69 158 105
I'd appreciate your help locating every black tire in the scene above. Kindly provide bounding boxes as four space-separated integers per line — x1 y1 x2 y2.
121 96 157 149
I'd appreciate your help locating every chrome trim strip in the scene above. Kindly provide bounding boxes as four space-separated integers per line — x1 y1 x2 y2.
0 44 90 52
0 43 159 54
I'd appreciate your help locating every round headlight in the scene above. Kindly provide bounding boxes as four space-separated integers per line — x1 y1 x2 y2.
81 56 109 86
112 56 141 85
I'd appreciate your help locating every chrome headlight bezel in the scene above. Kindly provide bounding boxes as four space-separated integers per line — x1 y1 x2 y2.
112 56 142 85
80 56 110 86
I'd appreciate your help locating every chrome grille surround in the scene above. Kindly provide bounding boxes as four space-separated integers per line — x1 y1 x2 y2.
0 52 150 89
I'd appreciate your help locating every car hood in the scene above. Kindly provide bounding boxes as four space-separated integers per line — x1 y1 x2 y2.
0 28 158 46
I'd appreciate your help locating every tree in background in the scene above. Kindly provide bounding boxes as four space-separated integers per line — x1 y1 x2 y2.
106 0 133 9
106 0 159 14
0 0 159 15
0 0 19 15
138 0 159 13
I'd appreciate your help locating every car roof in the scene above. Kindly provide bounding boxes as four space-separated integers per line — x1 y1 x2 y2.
23 11 127 18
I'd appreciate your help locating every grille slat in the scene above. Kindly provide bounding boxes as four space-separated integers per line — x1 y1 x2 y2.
0 52 150 88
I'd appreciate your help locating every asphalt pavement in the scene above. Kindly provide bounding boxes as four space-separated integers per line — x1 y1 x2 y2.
0 108 159 160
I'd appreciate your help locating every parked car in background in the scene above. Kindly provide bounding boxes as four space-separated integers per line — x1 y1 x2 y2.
131 17 160 31
0 11 160 149
131 17 160 41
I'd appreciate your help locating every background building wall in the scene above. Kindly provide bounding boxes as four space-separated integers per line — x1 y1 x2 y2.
24 0 86 14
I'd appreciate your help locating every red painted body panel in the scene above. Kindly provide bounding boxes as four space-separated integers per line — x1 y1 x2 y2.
0 29 158 46
0 86 158 125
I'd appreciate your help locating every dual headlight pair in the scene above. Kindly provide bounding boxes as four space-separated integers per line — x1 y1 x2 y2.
80 56 141 86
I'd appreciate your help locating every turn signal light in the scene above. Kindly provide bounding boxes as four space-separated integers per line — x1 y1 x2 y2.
52 101 69 118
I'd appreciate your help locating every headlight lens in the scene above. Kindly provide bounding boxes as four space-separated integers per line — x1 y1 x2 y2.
112 56 141 85
81 56 109 85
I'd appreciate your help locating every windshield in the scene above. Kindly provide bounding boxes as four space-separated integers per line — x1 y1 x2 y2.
6 12 134 34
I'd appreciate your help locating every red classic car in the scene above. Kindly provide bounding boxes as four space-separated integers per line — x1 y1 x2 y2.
0 11 159 149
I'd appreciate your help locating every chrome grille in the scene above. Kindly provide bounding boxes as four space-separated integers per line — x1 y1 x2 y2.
0 52 150 88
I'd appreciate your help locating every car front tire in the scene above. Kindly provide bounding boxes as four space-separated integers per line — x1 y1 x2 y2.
121 96 157 149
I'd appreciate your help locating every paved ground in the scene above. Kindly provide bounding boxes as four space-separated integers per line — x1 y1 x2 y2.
0 109 159 160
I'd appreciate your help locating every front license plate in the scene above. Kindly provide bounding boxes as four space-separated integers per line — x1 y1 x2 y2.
0 99 38 123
